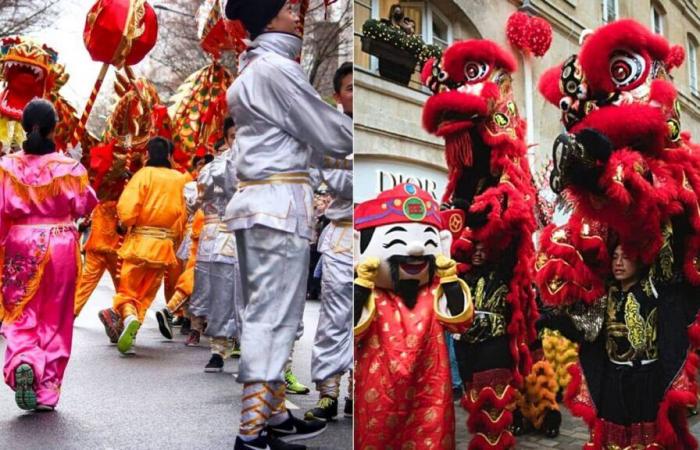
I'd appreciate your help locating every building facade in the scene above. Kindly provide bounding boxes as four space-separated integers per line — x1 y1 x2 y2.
354 0 700 202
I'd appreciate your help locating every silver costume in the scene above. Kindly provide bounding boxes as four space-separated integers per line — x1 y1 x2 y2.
188 150 242 339
224 32 353 383
175 181 199 262
311 168 353 383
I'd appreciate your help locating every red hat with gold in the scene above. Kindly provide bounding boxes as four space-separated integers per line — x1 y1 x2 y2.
354 183 443 231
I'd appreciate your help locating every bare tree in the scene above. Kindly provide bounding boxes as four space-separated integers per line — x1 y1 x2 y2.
147 0 351 101
0 0 60 38
302 0 353 97
146 1 216 98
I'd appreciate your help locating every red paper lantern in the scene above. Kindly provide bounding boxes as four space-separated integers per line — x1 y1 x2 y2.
83 0 158 67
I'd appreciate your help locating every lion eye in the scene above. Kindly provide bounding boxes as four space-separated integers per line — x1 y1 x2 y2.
464 61 490 83
609 50 647 89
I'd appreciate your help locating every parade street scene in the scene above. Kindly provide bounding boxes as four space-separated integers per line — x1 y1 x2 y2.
0 0 353 449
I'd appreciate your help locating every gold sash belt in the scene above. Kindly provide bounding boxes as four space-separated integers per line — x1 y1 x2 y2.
132 226 177 240
332 219 353 227
238 172 310 188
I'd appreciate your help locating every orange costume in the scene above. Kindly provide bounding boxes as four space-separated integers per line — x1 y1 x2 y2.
112 166 187 323
354 280 472 450
166 209 204 313
74 200 120 316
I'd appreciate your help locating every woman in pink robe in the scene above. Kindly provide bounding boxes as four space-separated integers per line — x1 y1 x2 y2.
0 99 97 411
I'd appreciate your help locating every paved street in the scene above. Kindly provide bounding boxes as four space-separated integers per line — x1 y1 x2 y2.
0 275 351 450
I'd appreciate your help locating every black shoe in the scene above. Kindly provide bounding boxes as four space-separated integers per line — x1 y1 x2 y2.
204 353 224 373
156 308 174 340
511 409 530 436
172 315 184 327
234 432 306 450
268 411 326 442
304 396 337 422
452 386 463 402
542 409 562 438
343 397 352 417
180 318 191 335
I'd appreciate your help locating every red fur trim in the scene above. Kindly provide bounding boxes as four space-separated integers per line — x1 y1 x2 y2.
666 45 685 70
578 19 670 95
656 390 698 449
443 40 517 84
421 57 436 85
564 363 598 427
538 64 563 106
534 223 607 306
570 104 668 153
422 90 488 135
684 235 700 285
649 79 678 110
688 318 700 348
567 149 677 264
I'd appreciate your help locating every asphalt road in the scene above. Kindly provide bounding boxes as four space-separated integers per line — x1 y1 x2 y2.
0 275 352 450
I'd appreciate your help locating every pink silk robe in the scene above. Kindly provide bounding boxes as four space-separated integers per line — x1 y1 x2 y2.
0 151 97 407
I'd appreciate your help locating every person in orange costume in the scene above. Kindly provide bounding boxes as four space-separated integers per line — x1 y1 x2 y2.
98 137 188 354
75 200 120 319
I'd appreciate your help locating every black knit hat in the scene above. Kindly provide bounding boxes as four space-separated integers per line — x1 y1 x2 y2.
225 0 287 39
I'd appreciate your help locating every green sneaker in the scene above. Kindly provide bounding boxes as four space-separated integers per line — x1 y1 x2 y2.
117 315 141 354
14 364 37 411
284 368 310 395
304 396 338 422
231 339 241 359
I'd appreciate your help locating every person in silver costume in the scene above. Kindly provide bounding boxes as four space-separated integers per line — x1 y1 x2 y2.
224 1 352 449
304 62 354 423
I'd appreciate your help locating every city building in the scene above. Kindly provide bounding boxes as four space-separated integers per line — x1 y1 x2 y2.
354 0 700 201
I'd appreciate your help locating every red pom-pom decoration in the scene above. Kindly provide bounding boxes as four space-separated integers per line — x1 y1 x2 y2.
528 16 553 57
666 45 685 70
506 12 530 51
505 11 552 57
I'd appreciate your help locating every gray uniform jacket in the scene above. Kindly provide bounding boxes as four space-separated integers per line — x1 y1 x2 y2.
224 32 353 240
197 150 237 264
175 181 199 261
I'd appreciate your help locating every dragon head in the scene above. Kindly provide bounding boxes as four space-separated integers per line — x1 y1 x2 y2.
421 39 526 204
0 36 66 121
539 19 682 153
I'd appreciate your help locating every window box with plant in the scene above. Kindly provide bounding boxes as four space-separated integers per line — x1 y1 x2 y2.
361 18 442 86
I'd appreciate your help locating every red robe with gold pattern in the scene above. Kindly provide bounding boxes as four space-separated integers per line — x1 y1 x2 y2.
355 279 472 450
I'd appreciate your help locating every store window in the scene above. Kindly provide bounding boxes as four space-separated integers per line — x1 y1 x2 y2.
602 0 618 23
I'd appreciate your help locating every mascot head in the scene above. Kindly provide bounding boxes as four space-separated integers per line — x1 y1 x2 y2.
0 37 66 121
354 183 452 307
539 19 683 153
421 39 526 204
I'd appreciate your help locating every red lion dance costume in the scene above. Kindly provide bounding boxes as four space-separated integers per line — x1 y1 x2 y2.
536 19 700 449
420 38 542 449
